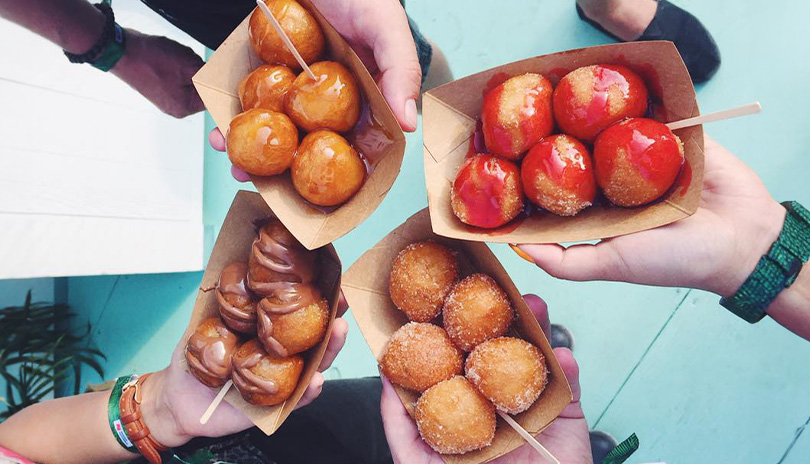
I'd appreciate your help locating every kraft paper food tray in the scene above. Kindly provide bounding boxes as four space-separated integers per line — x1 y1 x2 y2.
342 209 572 464
193 0 405 250
423 41 704 244
183 190 342 435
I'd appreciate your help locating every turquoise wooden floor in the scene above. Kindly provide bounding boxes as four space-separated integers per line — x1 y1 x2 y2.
44 0 810 462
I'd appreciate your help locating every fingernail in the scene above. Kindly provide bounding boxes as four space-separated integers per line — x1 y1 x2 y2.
509 244 535 264
405 98 417 130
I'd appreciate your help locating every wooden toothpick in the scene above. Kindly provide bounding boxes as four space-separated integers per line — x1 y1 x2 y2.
255 0 318 81
199 380 233 425
497 411 560 464
666 102 761 131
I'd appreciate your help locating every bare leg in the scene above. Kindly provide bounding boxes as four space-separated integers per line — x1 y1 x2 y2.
577 0 658 41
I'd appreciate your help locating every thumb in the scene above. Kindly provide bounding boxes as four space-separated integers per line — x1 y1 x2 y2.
371 2 421 132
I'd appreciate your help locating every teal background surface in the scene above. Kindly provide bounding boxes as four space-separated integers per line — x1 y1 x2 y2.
2 0 810 462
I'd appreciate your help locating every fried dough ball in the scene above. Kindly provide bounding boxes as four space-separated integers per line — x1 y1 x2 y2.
247 218 318 297
217 262 258 334
465 337 548 414
481 73 554 160
258 286 329 357
227 109 298 176
415 376 496 454
232 339 304 406
443 274 514 352
249 0 324 70
285 61 361 132
553 64 649 142
238 64 296 112
184 317 239 388
291 130 365 206
451 154 524 229
593 117 684 207
521 134 596 216
389 241 459 322
380 322 463 392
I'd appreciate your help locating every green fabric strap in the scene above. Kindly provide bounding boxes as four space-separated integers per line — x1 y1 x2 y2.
721 201 810 323
107 375 138 453
91 21 126 72
601 433 639 464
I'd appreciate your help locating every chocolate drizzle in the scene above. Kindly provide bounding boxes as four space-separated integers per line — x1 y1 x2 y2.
185 318 239 387
257 283 323 357
217 262 258 333
247 222 318 297
232 342 280 396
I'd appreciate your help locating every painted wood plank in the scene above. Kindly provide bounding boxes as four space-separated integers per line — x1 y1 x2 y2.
595 290 810 463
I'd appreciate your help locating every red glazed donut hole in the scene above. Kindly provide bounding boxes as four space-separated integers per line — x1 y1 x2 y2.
593 118 684 207
553 64 649 143
481 73 554 160
450 154 524 229
521 134 596 216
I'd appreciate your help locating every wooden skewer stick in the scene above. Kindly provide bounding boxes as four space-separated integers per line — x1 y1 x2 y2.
200 380 233 425
666 102 761 131
255 0 317 81
497 411 560 464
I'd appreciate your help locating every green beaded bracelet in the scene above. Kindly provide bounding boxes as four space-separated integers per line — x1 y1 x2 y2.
720 201 810 323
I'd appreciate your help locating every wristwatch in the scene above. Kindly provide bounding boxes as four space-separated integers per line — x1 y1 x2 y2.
720 201 810 323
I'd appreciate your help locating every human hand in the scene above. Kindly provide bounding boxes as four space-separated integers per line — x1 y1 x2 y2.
516 136 787 298
111 29 205 118
208 0 422 181
141 294 350 447
380 294 593 464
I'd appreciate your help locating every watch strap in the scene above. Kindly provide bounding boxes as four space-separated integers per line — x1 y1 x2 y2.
720 201 810 322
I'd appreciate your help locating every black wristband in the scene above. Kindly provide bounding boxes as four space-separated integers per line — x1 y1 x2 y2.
63 1 115 64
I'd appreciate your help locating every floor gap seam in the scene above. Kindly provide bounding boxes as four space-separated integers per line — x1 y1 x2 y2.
775 413 810 464
593 289 691 429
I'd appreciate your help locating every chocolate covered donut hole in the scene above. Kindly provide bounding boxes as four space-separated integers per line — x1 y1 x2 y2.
257 284 329 357
247 219 318 297
185 317 239 388
232 339 304 406
217 262 258 334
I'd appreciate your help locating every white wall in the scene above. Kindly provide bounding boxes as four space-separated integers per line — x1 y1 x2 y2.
0 0 205 279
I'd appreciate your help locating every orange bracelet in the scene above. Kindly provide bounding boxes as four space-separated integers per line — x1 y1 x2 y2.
119 374 169 464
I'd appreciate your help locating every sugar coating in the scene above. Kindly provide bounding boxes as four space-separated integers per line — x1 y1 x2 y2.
465 337 548 414
389 241 459 322
380 322 463 392
443 274 514 352
415 376 496 454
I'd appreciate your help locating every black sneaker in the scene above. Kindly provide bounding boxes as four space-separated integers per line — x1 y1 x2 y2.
590 430 619 464
550 324 575 351
576 0 721 83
